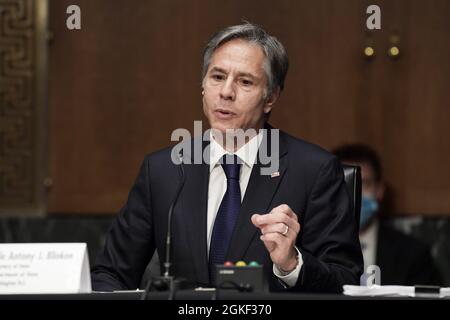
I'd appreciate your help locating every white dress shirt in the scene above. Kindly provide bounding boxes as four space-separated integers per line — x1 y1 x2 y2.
207 132 302 287
359 219 379 272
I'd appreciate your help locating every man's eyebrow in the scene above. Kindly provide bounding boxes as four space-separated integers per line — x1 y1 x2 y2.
237 71 258 80
209 67 227 74
209 67 258 80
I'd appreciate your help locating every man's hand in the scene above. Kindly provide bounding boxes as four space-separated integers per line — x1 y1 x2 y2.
251 204 301 272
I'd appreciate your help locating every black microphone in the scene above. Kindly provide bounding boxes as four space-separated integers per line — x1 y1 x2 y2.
163 151 185 277
141 151 185 300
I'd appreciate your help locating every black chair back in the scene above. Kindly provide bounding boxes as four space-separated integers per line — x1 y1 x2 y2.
342 165 362 230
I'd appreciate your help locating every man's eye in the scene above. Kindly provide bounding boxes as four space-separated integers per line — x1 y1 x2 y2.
212 74 224 81
240 79 253 86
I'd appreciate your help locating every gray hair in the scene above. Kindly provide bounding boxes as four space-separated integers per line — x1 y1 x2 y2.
202 23 289 99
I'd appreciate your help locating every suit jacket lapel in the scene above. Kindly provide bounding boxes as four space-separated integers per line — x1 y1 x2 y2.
179 138 210 284
226 127 288 262
375 223 398 284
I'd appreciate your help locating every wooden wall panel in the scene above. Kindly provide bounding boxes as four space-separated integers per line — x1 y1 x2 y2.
352 0 450 215
0 0 48 216
48 0 450 215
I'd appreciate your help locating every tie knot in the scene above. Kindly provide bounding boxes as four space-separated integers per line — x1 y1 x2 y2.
221 155 241 180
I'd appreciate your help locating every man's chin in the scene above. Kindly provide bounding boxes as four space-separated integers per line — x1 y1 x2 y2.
209 123 237 133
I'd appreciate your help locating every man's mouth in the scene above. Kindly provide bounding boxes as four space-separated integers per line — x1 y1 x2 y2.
214 108 236 119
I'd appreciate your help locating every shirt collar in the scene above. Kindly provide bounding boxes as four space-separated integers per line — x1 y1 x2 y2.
360 219 379 245
209 131 263 172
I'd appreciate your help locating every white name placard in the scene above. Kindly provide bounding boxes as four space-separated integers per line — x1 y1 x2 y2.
0 243 91 294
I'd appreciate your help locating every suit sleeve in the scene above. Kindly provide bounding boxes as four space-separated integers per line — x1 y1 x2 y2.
91 157 155 291
291 156 363 293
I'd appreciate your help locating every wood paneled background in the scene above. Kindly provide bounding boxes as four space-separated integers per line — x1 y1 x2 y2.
0 0 48 215
47 0 450 215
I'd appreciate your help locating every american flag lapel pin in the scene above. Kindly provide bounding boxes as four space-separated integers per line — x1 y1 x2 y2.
270 171 280 178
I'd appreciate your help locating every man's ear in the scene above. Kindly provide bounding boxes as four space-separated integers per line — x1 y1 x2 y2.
264 86 280 114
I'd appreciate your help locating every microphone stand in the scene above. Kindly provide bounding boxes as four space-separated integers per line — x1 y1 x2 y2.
141 153 185 300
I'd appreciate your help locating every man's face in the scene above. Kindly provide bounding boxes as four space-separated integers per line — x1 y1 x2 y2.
202 39 277 134
348 161 384 202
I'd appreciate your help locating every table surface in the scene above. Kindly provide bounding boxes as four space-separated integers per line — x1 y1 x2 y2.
0 290 447 300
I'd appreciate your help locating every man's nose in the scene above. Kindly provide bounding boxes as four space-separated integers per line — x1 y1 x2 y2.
219 78 236 101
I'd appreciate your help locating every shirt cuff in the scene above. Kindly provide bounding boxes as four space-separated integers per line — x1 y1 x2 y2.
272 246 303 288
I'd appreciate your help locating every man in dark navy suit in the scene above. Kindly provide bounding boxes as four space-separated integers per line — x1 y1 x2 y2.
334 144 441 286
91 23 363 293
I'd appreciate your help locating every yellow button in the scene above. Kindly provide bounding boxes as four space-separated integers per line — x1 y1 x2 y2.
389 46 400 56
364 46 375 57
235 261 247 267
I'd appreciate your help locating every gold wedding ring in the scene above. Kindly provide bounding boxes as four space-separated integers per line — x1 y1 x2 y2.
282 224 289 236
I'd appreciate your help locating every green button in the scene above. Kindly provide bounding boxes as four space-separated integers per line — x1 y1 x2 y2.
249 261 259 267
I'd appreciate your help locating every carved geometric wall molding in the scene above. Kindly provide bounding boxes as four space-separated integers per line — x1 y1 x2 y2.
0 0 48 215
